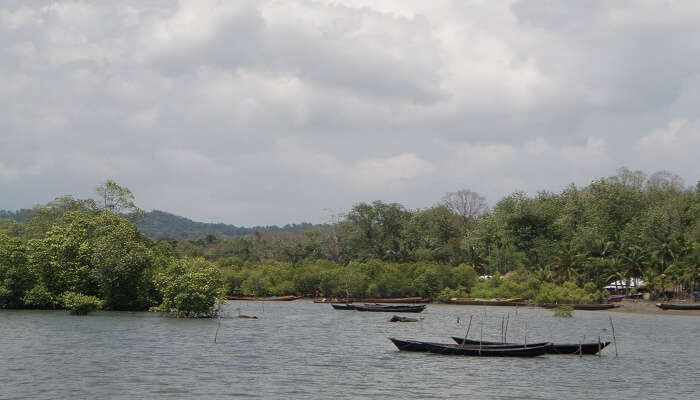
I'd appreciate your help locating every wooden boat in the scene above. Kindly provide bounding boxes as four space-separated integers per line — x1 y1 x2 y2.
451 338 610 355
353 304 426 313
447 298 527 306
450 337 550 348
425 343 551 357
389 338 549 352
388 338 444 352
315 297 429 304
224 295 302 301
656 303 700 310
538 303 619 310
389 315 418 322
331 303 356 310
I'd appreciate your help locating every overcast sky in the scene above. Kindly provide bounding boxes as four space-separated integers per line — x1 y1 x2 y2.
1 0 699 225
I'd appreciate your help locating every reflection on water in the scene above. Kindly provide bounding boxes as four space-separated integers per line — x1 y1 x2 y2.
1 302 699 399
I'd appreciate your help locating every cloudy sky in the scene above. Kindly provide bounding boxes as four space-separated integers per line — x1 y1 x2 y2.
1 0 699 225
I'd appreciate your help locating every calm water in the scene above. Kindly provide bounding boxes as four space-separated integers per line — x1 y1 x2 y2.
1 301 699 399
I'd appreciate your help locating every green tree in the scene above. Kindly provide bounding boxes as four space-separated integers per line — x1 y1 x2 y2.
153 257 223 316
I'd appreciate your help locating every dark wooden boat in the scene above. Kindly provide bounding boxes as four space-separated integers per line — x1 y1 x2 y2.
538 303 619 310
388 338 444 352
389 338 549 352
451 338 610 355
446 298 527 306
315 297 429 303
450 337 550 348
425 343 550 357
354 304 426 313
224 295 302 301
389 315 418 322
656 303 700 310
331 303 356 310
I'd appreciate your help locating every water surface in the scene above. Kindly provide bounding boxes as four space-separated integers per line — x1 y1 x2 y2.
1 301 698 399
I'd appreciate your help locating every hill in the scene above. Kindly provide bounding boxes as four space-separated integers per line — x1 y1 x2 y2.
0 208 315 239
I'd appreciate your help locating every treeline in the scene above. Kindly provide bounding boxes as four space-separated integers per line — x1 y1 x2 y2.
174 168 699 300
1 168 698 311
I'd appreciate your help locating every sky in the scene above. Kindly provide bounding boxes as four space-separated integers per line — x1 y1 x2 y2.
1 0 699 226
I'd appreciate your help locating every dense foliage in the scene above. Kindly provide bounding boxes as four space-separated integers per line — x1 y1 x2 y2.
1 168 698 310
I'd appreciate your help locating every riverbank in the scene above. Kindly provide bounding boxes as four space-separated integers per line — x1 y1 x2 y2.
608 299 700 316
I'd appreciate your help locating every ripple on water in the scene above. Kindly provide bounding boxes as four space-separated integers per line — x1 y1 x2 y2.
1 304 700 399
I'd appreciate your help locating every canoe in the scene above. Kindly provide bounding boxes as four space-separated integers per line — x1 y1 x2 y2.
656 303 700 310
450 337 550 348
451 338 610 355
388 338 445 352
315 297 429 304
224 295 302 301
539 303 619 310
331 303 356 310
447 298 528 306
425 343 550 357
389 338 549 352
354 304 426 313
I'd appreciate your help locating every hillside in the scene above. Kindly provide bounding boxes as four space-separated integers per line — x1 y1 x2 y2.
0 208 315 239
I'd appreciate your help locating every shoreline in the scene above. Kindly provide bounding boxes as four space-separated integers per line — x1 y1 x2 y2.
606 299 700 316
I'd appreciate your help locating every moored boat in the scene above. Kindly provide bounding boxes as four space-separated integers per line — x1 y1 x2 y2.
656 303 700 310
425 343 550 357
315 297 429 303
331 303 356 310
390 338 551 352
353 304 426 313
224 295 303 301
451 338 610 355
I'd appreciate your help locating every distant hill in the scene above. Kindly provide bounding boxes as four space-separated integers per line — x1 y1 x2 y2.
0 208 316 239
137 210 316 239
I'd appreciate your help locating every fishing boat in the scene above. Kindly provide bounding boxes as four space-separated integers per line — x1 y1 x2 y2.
450 337 550 348
315 297 429 304
331 303 356 310
224 295 303 301
388 338 445 352
425 343 551 357
353 304 426 313
538 303 619 310
656 303 700 310
390 338 550 352
450 338 610 355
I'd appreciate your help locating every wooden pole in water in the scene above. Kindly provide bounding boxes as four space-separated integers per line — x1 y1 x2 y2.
524 322 528 347
214 302 222 343
598 335 602 358
609 316 618 357
500 314 505 344
479 315 483 355
504 313 510 343
461 315 473 347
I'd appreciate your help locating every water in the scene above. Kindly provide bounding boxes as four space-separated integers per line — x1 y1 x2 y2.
1 301 698 399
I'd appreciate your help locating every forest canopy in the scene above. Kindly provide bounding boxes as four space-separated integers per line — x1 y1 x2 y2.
1 168 698 311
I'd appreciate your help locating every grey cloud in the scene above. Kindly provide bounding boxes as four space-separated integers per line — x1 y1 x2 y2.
0 0 699 225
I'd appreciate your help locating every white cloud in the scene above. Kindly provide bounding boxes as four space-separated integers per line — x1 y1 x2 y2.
349 153 434 187
0 0 699 224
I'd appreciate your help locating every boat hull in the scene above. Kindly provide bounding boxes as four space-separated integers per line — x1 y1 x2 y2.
425 343 550 357
656 303 700 310
451 338 610 355
354 304 426 313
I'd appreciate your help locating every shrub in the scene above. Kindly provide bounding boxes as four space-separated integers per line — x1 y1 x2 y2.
152 257 223 317
61 291 102 315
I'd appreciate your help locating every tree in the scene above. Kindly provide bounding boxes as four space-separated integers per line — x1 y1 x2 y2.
442 189 488 233
95 180 142 218
153 257 223 316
